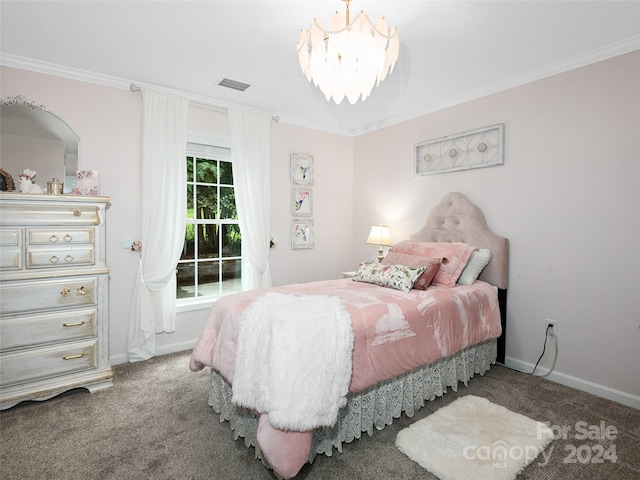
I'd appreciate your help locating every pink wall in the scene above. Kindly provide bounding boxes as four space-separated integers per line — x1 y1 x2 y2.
2 50 638 404
352 51 640 401
0 67 355 362
269 122 354 286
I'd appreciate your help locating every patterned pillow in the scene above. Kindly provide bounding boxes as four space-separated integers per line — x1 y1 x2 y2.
382 251 441 290
352 261 427 293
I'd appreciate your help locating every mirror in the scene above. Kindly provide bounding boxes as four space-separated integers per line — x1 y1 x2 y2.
0 95 78 193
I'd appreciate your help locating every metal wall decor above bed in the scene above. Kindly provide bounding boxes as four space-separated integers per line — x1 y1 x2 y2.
414 124 504 176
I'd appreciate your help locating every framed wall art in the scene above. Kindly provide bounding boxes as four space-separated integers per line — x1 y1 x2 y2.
291 219 314 249
291 187 313 217
291 153 314 186
76 170 100 195
414 124 504 176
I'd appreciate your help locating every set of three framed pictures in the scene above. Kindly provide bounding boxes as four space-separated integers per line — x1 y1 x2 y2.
290 153 314 249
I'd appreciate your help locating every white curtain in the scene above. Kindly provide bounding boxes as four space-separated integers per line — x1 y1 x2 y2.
228 108 272 290
127 89 189 362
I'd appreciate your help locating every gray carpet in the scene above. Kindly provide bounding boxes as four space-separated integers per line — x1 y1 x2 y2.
1 351 638 479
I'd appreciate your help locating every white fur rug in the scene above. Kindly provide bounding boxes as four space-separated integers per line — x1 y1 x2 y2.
396 395 554 480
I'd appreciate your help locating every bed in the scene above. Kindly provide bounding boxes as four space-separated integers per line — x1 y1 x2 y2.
189 192 508 479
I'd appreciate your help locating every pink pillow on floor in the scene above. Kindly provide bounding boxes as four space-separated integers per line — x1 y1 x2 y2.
382 251 441 290
389 241 477 287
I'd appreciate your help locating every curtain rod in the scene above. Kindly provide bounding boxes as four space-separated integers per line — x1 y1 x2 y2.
129 83 279 122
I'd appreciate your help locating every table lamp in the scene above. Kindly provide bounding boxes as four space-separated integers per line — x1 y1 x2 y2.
366 225 392 262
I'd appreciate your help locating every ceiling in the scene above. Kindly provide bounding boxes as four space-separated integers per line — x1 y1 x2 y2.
1 1 639 136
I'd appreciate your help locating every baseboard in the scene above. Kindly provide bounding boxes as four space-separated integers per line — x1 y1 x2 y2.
110 339 197 366
505 356 640 410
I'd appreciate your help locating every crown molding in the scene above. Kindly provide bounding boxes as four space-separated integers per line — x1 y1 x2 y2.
1 53 132 90
350 35 640 136
3 34 639 138
0 53 279 121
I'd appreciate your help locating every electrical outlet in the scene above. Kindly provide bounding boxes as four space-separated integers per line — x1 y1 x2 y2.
546 319 558 335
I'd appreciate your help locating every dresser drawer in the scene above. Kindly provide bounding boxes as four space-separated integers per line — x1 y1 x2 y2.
27 229 94 246
0 277 98 315
0 228 23 271
0 307 98 350
0 228 21 246
0 204 101 226
27 228 95 269
27 246 95 269
0 339 98 387
0 247 22 271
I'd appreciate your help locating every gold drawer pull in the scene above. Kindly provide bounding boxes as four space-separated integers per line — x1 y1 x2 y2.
64 255 74 263
64 234 73 242
50 255 59 264
63 321 86 327
49 234 59 243
60 288 71 297
77 286 86 295
63 353 85 360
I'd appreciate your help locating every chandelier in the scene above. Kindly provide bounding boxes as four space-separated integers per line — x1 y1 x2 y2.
296 0 399 105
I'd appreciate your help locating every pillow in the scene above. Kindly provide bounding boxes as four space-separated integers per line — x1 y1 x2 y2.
352 261 427 293
457 248 491 285
389 241 477 287
382 251 441 290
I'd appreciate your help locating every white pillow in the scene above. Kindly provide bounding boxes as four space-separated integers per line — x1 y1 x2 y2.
457 248 491 285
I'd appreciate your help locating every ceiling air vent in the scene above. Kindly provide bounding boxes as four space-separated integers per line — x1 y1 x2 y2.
217 78 251 92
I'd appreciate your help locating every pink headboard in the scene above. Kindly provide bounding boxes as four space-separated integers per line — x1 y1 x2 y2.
410 192 509 290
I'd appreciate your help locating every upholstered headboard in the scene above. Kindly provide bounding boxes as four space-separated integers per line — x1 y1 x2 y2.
410 192 508 290
410 192 508 363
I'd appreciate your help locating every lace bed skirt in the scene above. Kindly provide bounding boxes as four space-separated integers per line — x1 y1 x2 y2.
207 339 497 463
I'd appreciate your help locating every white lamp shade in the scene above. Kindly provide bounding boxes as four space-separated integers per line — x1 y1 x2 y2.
366 225 392 247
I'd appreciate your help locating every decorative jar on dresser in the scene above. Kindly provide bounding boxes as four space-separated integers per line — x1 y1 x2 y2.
0 193 113 409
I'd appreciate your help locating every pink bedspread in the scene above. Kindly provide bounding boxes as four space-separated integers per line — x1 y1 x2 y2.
189 278 501 478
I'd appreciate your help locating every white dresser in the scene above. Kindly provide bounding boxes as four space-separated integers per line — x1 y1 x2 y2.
0 193 113 409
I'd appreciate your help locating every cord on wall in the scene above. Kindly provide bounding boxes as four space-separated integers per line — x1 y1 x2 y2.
530 324 559 377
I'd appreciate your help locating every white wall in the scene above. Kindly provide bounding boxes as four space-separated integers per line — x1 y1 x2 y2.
352 51 640 405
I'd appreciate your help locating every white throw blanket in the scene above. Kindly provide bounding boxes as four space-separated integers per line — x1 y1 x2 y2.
232 292 354 431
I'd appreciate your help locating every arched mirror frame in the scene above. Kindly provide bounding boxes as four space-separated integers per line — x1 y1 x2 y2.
0 95 79 193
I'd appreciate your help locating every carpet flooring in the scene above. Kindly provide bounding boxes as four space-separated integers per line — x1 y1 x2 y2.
1 350 638 480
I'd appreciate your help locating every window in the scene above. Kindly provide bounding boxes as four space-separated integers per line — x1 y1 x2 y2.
177 143 241 301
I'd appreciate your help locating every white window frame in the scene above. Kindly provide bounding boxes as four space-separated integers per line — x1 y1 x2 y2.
177 140 241 312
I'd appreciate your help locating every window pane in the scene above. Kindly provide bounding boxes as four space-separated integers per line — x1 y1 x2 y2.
180 146 242 302
220 161 233 185
198 224 219 259
187 157 194 182
220 186 236 219
187 184 195 216
222 259 241 294
222 224 241 257
195 158 218 183
196 185 217 220
182 227 195 260
198 261 220 296
176 262 196 299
